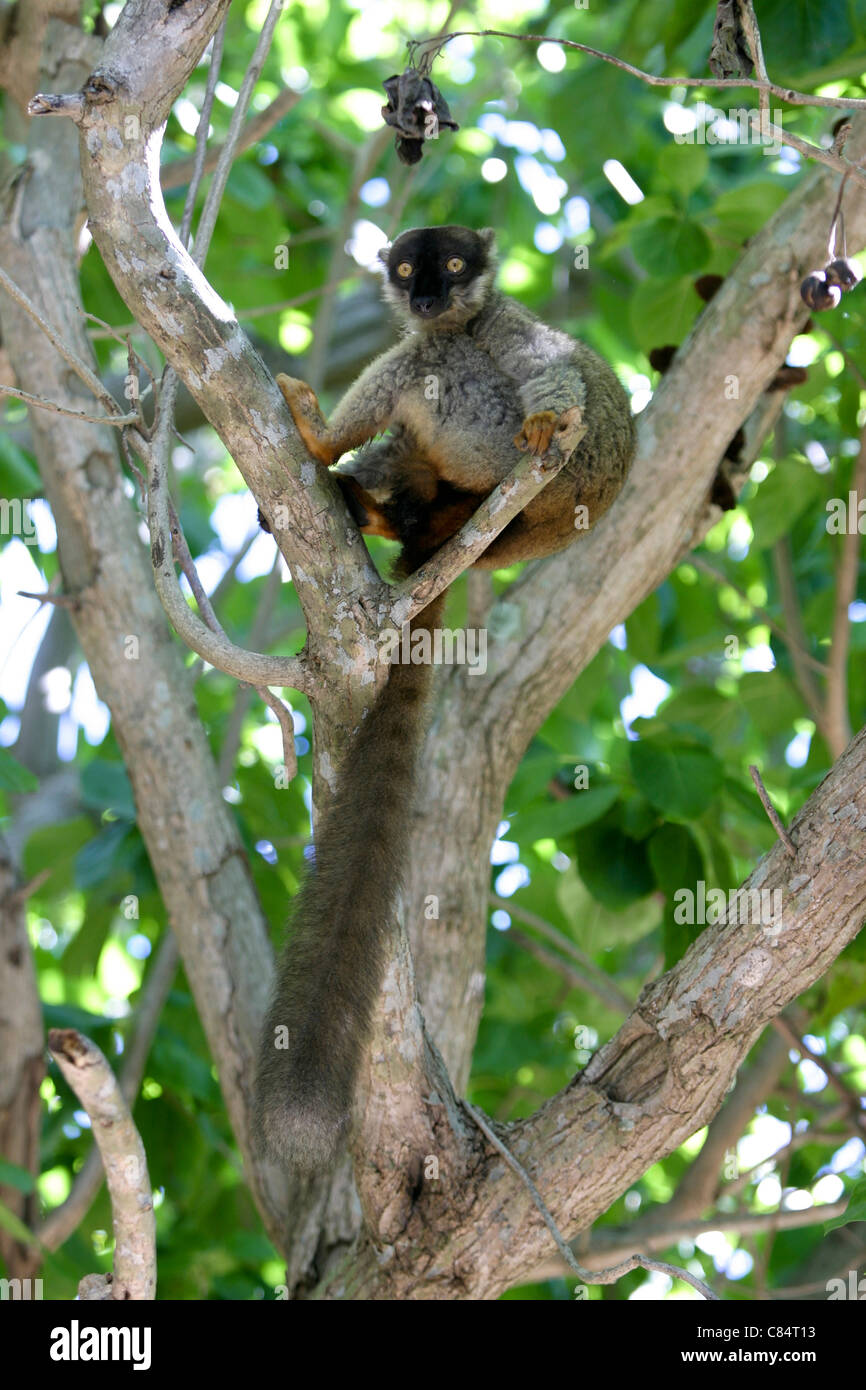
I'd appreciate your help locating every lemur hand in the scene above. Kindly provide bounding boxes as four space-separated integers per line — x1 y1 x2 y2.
514 406 585 467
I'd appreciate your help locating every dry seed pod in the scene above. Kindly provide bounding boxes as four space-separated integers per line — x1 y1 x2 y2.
824 257 861 292
800 271 842 312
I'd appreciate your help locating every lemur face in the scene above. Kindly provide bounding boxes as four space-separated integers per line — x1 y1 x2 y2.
379 225 497 328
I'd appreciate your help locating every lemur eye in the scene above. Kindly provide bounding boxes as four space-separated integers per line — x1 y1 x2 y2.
446 256 465 273
396 262 414 279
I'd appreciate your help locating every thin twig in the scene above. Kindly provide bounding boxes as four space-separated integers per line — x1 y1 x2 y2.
0 383 137 426
0 266 123 417
773 531 829 739
17 590 76 608
161 87 301 194
190 1 284 266
179 18 226 248
414 28 866 109
40 935 181 1252
130 430 309 691
305 128 392 391
748 765 797 858
464 1101 719 1299
412 28 866 189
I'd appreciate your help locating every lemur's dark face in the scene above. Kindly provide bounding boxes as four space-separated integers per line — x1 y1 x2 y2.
379 225 497 328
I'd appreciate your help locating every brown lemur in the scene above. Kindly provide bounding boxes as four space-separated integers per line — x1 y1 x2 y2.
254 225 637 1173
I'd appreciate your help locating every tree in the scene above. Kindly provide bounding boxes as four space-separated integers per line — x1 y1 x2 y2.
0 0 864 1302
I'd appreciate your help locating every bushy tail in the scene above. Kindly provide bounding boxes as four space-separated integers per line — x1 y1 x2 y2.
254 581 445 1173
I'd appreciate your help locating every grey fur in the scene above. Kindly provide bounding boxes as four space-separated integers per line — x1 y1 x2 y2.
335 227 636 566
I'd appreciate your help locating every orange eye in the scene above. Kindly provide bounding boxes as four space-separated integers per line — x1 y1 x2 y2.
396 262 413 278
446 256 465 273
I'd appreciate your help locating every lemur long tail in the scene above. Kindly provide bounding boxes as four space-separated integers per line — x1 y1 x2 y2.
254 576 445 1173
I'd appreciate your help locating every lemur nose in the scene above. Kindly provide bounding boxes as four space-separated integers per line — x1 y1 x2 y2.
413 297 437 315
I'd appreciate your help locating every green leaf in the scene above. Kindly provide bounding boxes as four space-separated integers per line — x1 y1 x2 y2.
514 784 620 844
573 823 655 910
755 0 857 72
630 739 723 820
43 1002 115 1034
74 821 132 889
647 823 704 897
151 1032 221 1104
739 671 804 737
656 143 709 198
80 760 136 820
710 182 789 241
0 434 41 492
0 748 38 793
0 1199 38 1246
746 463 822 550
654 686 743 742
226 161 276 210
505 748 568 811
824 1177 866 1234
630 217 711 278
0 1159 36 1194
631 277 702 354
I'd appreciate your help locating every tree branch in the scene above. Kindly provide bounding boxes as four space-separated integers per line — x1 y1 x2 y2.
48 1029 156 1300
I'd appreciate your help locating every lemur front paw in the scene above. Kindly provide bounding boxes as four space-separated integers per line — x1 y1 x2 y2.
515 410 558 456
515 406 585 466
276 374 334 465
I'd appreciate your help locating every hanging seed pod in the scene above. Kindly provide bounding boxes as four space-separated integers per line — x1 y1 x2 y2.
381 69 459 166
824 257 861 292
800 271 842 312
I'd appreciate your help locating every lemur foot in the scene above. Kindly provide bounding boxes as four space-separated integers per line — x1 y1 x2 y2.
515 406 585 469
276 374 334 465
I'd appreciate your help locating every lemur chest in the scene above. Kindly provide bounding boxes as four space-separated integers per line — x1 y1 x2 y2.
390 337 523 466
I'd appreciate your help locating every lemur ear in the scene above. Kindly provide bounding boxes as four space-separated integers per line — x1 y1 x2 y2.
377 244 391 268
478 228 497 252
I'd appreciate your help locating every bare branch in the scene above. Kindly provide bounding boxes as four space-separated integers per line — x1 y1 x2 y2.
40 935 180 1252
465 1101 719 1299
0 265 123 417
0 383 137 425
191 3 283 266
414 28 866 111
825 425 866 756
48 1029 156 1300
162 88 301 194
130 430 310 693
409 28 866 188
